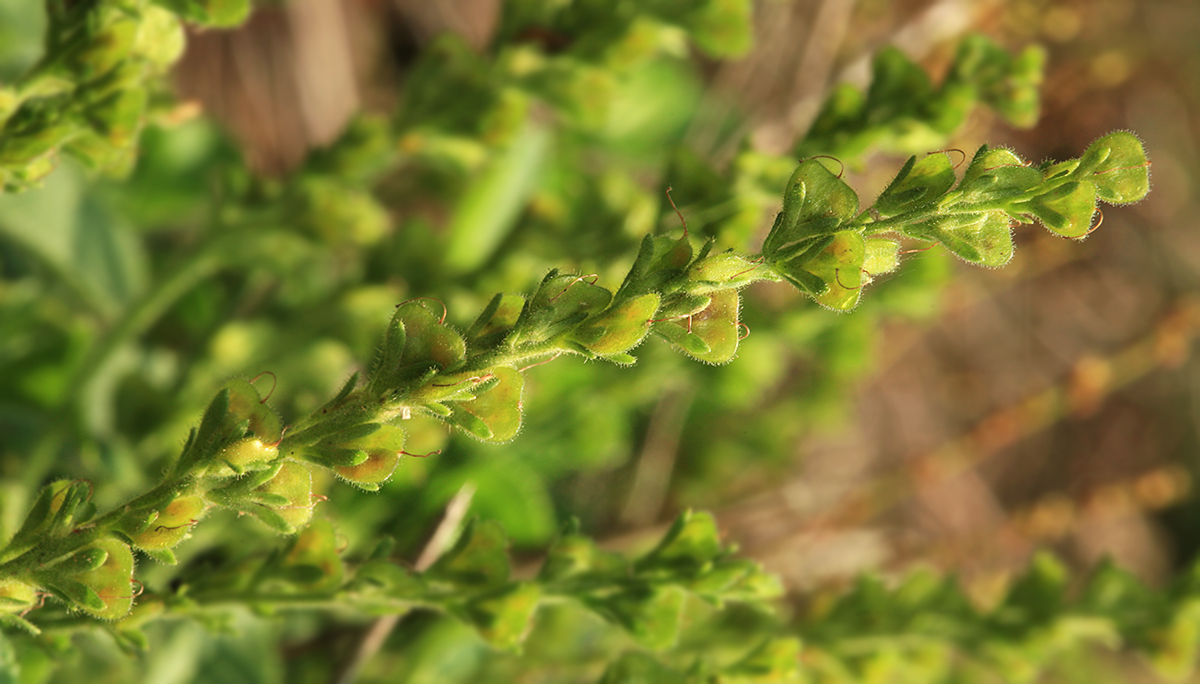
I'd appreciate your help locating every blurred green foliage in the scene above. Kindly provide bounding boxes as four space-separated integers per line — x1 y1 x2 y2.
0 1 1168 683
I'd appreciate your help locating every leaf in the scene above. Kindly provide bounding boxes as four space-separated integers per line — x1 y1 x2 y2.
516 271 614 343
370 313 406 384
303 445 367 469
53 546 109 575
354 560 427 599
0 611 41 636
142 548 178 565
466 293 525 347
45 578 106 614
763 160 859 259
448 366 525 443
459 583 541 651
3 480 81 559
445 121 550 274
0 167 147 320
655 289 741 364
616 234 694 300
239 504 295 535
71 537 135 620
188 387 247 464
778 231 867 311
131 6 187 69
378 301 467 388
0 581 38 615
638 510 724 573
1019 181 1098 238
427 519 511 590
874 153 957 217
798 82 867 158
539 533 629 585
687 250 764 290
956 146 1041 202
335 424 406 489
281 519 344 591
568 293 660 358
906 211 1014 268
253 461 314 532
585 586 686 651
863 237 900 277
946 35 1045 129
1076 131 1150 204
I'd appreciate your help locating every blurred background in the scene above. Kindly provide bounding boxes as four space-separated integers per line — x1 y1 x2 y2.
2 0 1200 681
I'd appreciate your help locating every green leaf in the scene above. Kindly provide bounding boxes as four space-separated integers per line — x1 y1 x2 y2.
303 445 368 469
377 301 467 389
466 293 524 347
445 120 549 273
143 548 178 565
0 167 148 319
585 586 686 651
371 314 407 385
253 461 315 532
539 532 628 585
798 82 867 158
448 366 525 443
0 611 41 636
568 293 660 358
655 289 741 364
906 211 1014 268
638 510 724 572
45 578 107 614
427 519 511 590
657 292 711 320
1019 180 1098 238
516 271 614 343
1076 131 1150 204
355 560 428 600
616 234 694 300
1144 604 1200 680
459 582 541 651
294 179 390 245
687 250 764 291
71 537 135 620
191 388 239 460
224 379 282 443
53 546 109 575
874 153 957 217
131 6 186 69
317 422 383 447
863 237 900 276
763 159 859 259
334 423 406 488
280 519 345 591
3 480 80 560
0 581 38 616
777 231 867 311
956 146 1042 202
947 36 1045 129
